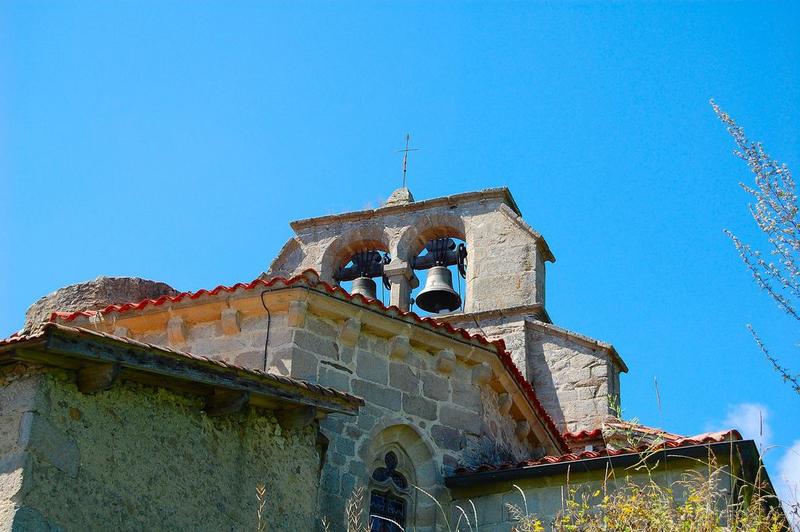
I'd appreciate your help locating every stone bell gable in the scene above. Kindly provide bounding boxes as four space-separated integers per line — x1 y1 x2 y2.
266 187 555 313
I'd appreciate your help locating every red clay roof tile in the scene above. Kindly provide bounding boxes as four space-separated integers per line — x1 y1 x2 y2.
453 429 743 476
562 428 604 442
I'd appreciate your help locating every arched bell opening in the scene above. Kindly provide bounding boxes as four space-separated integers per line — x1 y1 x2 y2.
333 242 392 306
409 236 468 317
394 217 469 314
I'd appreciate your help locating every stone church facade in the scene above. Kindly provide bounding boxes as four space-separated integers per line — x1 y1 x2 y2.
1 187 776 530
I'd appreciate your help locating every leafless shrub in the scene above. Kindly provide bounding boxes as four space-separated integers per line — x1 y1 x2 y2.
460 435 519 470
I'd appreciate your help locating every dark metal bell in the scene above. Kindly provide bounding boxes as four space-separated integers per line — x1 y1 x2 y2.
351 277 377 300
415 266 461 313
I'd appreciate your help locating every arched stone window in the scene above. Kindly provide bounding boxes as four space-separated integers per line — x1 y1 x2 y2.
369 449 411 531
362 424 441 530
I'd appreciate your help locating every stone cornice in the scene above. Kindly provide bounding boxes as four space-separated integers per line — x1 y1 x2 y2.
435 304 552 326
44 270 568 452
289 187 522 232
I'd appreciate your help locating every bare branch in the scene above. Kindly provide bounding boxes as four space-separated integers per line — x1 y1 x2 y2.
747 325 800 395
713 99 800 395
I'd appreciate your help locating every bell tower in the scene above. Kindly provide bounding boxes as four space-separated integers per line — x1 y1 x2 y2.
266 187 554 316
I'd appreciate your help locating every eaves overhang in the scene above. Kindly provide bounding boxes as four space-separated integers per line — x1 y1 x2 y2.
0 323 363 416
445 439 772 492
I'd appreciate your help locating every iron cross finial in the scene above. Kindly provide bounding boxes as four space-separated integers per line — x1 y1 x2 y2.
397 133 419 188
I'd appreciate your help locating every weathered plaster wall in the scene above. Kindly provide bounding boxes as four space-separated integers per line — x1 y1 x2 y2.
0 367 47 530
0 367 321 532
450 459 735 532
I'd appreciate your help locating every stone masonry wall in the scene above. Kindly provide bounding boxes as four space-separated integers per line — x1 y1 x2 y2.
100 303 547 530
526 322 621 433
445 313 622 434
291 312 542 530
128 302 621 435
0 366 322 532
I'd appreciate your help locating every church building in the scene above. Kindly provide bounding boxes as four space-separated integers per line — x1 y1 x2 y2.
0 187 777 530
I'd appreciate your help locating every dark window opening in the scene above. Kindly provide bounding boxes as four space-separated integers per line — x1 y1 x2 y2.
369 490 406 532
369 451 408 531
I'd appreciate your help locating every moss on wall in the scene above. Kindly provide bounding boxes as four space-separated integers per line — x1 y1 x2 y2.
17 371 321 531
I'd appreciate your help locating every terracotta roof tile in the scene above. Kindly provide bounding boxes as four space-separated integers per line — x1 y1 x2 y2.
562 428 604 442
453 429 743 476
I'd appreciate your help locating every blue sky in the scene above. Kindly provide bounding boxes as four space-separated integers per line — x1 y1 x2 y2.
2 0 799 505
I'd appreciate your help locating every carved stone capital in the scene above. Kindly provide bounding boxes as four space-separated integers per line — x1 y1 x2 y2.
471 362 492 385
78 363 122 394
498 392 513 415
167 316 187 345
287 300 308 328
277 406 317 430
382 259 414 280
515 420 531 440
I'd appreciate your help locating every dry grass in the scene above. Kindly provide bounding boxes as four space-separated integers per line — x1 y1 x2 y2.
503 448 792 532
255 482 267 532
